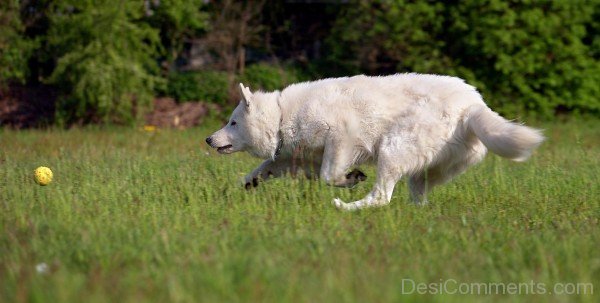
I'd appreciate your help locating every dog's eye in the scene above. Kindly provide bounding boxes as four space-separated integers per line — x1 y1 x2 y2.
231 121 237 126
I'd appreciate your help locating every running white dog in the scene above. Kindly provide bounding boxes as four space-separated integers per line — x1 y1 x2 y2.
206 74 544 211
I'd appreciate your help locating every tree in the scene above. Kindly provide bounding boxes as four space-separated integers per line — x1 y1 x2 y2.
144 0 209 72
47 0 163 124
202 0 266 75
326 0 600 117
0 0 37 88
326 1 452 75
445 0 600 117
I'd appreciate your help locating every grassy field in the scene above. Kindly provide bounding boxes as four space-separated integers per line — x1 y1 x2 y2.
1 119 599 303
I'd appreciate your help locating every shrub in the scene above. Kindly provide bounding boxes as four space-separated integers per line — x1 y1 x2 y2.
47 0 163 124
326 1 600 118
445 0 600 117
239 63 307 92
167 70 229 105
0 1 37 88
144 0 209 64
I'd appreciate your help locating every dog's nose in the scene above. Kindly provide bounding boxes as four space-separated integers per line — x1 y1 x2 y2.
205 137 213 145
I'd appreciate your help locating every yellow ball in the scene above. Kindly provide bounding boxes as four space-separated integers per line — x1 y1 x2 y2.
34 166 53 186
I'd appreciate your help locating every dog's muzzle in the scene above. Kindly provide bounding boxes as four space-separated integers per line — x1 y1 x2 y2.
206 136 234 154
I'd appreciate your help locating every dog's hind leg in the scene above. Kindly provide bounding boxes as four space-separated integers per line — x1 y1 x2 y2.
408 170 434 206
408 168 447 206
408 142 487 205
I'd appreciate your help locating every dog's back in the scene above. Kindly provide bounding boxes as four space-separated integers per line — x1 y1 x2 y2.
279 73 488 155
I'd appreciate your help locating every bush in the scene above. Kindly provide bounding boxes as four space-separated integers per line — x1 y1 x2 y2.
445 0 600 117
167 65 306 107
239 63 307 92
326 1 600 118
166 70 229 105
48 0 163 124
0 1 37 88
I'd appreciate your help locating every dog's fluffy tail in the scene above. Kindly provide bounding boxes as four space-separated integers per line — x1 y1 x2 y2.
468 106 545 162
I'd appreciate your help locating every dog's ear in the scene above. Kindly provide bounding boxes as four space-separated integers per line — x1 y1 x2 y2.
239 83 253 109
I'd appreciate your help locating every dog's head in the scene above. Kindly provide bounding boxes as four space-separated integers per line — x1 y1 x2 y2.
206 83 281 159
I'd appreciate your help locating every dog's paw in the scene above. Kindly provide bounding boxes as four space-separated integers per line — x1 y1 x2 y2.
345 169 367 185
410 196 429 206
244 177 259 190
332 198 358 211
413 199 429 207
332 198 346 209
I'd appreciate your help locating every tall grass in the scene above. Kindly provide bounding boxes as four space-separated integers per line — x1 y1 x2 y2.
1 120 598 302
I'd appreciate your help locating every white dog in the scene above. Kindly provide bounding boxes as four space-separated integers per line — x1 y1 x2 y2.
206 74 544 211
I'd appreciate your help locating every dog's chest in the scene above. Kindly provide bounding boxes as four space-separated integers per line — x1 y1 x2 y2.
281 116 329 151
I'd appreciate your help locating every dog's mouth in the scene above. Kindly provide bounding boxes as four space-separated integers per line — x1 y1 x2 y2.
217 144 234 154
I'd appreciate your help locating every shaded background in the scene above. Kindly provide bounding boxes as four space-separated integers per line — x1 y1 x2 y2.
1 0 599 128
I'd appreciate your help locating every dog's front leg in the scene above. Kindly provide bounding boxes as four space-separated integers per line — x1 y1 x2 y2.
243 157 292 189
319 137 365 187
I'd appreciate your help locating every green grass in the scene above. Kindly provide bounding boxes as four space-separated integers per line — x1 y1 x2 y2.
1 120 599 303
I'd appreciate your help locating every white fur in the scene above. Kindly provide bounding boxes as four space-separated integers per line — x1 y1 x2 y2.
207 73 545 211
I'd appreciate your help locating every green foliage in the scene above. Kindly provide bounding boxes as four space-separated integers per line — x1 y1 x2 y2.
145 0 209 62
166 64 307 106
167 70 229 104
446 0 600 117
47 0 163 124
327 1 450 75
2 1 598 124
239 63 307 92
327 0 600 118
0 0 37 87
